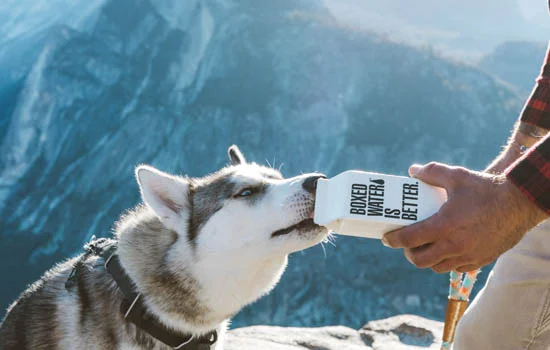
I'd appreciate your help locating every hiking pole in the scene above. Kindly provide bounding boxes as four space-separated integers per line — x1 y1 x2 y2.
441 270 480 349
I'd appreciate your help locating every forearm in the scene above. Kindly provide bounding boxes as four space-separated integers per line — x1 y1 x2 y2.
487 43 550 174
485 122 549 175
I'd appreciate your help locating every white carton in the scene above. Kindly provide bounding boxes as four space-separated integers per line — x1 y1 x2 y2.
313 170 447 239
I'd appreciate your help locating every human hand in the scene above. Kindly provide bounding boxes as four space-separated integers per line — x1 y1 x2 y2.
382 162 547 273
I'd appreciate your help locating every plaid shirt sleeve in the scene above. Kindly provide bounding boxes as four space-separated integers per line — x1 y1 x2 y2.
518 43 550 128
506 134 550 213
505 42 550 214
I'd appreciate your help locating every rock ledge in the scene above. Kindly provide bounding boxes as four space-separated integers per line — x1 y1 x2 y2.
226 314 444 349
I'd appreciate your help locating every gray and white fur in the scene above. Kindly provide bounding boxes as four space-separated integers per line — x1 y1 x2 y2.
0 145 328 350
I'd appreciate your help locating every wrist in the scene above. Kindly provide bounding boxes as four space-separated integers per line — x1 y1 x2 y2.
486 123 549 175
516 122 548 148
485 147 521 175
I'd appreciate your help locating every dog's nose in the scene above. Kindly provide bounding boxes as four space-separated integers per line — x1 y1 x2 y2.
302 174 326 194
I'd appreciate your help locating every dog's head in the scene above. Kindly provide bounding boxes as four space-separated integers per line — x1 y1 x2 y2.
135 145 328 260
117 145 329 330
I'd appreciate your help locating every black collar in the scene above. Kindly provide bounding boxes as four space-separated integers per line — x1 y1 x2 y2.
69 238 218 350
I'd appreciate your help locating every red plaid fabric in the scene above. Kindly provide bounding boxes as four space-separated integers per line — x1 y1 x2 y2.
505 2 550 214
519 44 550 128
507 134 550 213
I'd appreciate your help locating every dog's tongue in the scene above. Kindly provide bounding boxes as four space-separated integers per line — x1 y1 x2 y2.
309 208 315 219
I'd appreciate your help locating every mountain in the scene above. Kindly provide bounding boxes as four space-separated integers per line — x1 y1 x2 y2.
479 41 548 97
324 0 549 60
0 0 525 329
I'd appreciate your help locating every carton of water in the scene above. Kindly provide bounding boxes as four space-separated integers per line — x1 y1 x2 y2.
314 170 447 239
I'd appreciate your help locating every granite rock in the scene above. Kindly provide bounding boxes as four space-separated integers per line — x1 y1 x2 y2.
226 314 444 350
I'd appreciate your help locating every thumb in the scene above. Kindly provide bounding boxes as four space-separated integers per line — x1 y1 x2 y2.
409 162 459 190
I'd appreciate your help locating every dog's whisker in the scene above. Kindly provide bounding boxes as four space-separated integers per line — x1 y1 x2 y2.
324 232 337 247
320 241 327 258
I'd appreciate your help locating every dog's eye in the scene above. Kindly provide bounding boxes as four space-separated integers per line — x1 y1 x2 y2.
234 188 256 198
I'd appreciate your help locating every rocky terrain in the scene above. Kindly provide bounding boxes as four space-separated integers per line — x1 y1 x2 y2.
226 315 444 349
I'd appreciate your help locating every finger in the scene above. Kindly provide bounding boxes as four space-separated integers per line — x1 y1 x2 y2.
383 216 441 249
409 162 468 191
456 264 479 273
432 257 471 273
404 241 456 269
404 245 444 268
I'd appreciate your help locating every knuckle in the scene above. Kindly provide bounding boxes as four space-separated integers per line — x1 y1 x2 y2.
452 166 469 178
409 252 429 268
396 232 416 248
400 235 415 248
423 162 441 174
448 166 470 187
445 233 474 254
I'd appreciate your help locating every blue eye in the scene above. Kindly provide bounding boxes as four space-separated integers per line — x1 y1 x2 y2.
235 188 255 198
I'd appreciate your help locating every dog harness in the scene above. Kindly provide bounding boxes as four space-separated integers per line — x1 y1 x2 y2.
65 238 218 350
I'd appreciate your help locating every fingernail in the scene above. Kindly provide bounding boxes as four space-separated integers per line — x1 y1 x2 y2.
381 235 391 248
409 164 422 177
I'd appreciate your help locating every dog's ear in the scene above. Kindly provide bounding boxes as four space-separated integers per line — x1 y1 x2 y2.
228 145 246 165
135 165 189 230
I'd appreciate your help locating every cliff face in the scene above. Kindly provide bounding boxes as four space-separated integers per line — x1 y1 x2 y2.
226 315 444 349
0 0 528 328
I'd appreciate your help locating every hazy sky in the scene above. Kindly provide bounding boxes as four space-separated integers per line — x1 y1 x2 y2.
517 0 548 20
324 0 549 60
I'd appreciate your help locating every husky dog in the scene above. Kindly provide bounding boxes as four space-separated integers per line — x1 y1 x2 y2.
0 145 328 350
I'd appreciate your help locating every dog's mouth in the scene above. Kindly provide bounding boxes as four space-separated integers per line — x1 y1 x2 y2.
271 218 321 238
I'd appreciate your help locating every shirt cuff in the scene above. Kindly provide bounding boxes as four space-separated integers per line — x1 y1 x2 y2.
505 134 550 214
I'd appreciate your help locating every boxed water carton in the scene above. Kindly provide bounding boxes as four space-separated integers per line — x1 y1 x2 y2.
314 170 447 239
